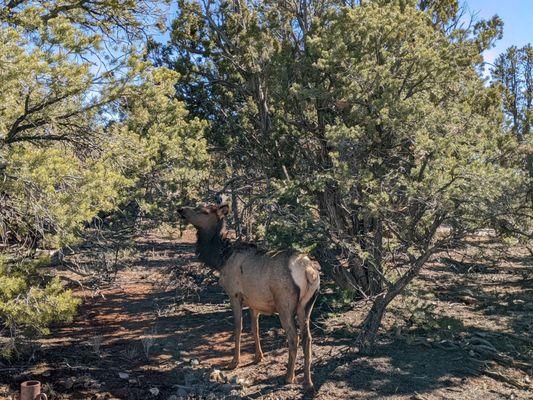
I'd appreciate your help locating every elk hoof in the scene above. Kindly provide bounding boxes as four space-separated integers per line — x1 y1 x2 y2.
254 354 264 364
304 382 316 394
228 359 240 370
285 374 295 384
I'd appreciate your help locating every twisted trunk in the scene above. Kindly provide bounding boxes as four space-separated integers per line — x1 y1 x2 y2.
316 183 383 296
357 247 437 351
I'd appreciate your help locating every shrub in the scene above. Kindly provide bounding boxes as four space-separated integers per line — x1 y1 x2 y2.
0 255 80 359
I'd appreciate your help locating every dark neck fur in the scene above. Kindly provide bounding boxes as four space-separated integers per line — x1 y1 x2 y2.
195 220 233 270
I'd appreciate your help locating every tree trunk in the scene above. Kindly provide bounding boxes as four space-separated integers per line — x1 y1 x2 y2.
316 184 383 296
230 180 241 238
357 249 436 352
357 293 389 352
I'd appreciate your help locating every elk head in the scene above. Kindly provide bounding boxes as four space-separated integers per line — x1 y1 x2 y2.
178 198 231 269
178 195 230 237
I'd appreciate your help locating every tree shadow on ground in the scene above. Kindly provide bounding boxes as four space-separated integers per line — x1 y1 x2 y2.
421 252 532 371
6 253 292 399
4 237 531 399
313 341 470 398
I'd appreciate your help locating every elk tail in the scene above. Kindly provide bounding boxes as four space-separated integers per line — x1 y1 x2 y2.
289 255 321 309
300 261 320 310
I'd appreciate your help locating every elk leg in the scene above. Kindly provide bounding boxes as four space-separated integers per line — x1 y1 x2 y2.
297 293 317 392
250 309 264 363
228 296 243 369
279 309 298 384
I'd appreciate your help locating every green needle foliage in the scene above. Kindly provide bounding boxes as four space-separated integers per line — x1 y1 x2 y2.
491 44 532 205
0 255 80 359
492 44 532 142
107 65 209 222
0 0 209 247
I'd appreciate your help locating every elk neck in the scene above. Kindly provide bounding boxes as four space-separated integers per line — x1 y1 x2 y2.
195 219 233 270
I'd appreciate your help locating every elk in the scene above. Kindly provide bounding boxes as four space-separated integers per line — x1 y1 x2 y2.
178 199 320 392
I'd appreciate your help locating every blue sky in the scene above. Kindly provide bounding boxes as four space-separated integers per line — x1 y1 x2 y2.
465 0 532 66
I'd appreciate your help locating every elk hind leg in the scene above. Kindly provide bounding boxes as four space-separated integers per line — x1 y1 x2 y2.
297 291 318 392
250 309 263 363
279 308 299 384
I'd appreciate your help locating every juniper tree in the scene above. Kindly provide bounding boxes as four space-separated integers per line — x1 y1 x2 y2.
492 44 532 142
491 44 532 207
0 0 209 350
164 0 528 348
0 0 209 247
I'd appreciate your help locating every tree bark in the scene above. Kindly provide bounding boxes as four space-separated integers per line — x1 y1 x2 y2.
357 248 437 352
316 184 383 296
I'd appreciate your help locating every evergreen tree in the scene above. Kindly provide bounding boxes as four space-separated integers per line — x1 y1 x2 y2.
0 0 209 247
491 44 532 197
0 0 209 351
492 44 532 141
163 0 528 348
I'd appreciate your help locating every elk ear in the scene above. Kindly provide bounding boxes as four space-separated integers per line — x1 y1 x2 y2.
217 204 230 218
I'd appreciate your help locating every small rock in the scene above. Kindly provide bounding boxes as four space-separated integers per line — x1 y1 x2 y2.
190 358 199 366
266 329 276 337
227 375 248 388
129 379 137 384
42 370 51 377
63 378 75 389
460 295 476 305
149 387 159 396
210 369 224 382
118 372 129 379
238 378 251 387
524 375 530 383
221 383 234 393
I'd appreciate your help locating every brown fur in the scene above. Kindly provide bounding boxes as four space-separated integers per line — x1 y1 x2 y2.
178 202 320 391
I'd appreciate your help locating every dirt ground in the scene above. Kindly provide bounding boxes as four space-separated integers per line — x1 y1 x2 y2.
1 228 531 400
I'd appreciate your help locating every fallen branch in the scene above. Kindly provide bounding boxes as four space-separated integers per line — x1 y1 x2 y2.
464 364 530 390
481 369 530 390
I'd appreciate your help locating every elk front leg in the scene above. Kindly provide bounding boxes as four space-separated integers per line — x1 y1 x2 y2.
228 296 243 369
250 309 263 363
